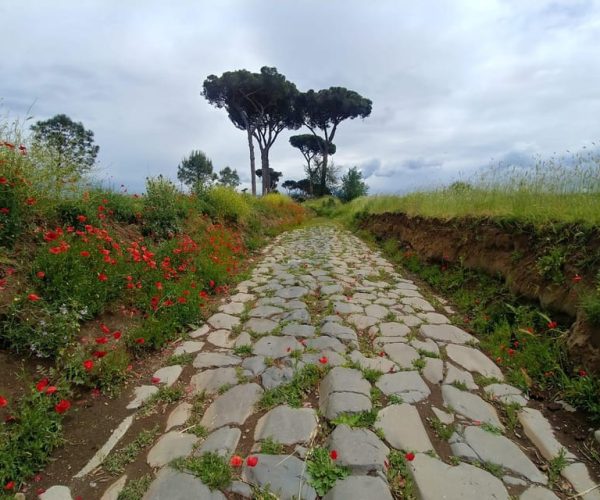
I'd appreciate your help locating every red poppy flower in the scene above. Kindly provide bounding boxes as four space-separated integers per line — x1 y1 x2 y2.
96 336 108 344
177 297 187 304
579 369 588 377
379 351 385 357
405 452 415 461
0 395 7 407
0 208 9 215
319 356 328 364
36 378 49 392
199 290 208 298
155 282 163 290
83 360 94 372
27 293 41 301
77 215 87 222
36 271 45 279
100 323 111 334
209 280 215 288
0 177 6 184
329 450 338 460
572 274 582 283
547 321 558 329
80 251 90 257
135 337 145 344
54 399 71 414
113 331 122 340
4 481 15 491
507 348 515 356
91 388 101 397
98 273 108 282
25 197 36 206
246 456 258 467
230 455 243 467
93 351 107 358
45 386 58 395
151 377 161 384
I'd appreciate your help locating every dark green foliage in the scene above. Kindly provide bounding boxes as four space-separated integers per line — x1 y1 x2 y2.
177 150 217 190
340 167 368 202
217 166 240 187
30 114 99 175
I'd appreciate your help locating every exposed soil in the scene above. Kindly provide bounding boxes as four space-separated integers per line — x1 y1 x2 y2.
358 212 600 373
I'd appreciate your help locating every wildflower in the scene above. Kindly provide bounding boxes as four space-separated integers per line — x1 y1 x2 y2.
0 208 9 214
113 331 122 340
0 177 6 184
151 377 161 384
100 323 111 334
54 400 71 414
4 481 15 491
25 197 36 206
36 271 45 279
379 351 385 357
319 356 328 364
405 452 415 461
579 369 588 377
246 456 259 467
98 273 108 282
230 455 243 467
36 378 49 392
96 336 108 344
135 337 145 344
507 348 515 356
547 321 558 329
80 251 90 257
91 388 101 398
572 274 582 283
45 386 58 395
330 450 338 460
155 282 163 290
93 351 107 358
77 215 87 222
83 360 94 372
28 293 41 301
0 395 7 407
209 280 215 288
44 230 60 242
177 297 187 304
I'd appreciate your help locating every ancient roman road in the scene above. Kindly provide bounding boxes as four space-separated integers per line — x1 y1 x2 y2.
56 225 599 499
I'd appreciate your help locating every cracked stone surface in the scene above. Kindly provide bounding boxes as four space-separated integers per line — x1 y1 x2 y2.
48 225 594 500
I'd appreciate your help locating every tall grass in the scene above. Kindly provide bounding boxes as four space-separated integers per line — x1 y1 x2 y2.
325 149 600 226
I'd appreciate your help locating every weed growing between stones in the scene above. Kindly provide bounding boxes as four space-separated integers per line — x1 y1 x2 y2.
547 448 568 487
166 352 194 365
503 402 521 434
259 364 326 410
306 447 349 496
480 422 503 435
116 474 152 500
259 437 284 454
331 409 378 429
387 449 415 499
172 452 232 491
450 381 469 391
139 386 183 417
103 426 159 475
233 344 253 357
426 417 455 441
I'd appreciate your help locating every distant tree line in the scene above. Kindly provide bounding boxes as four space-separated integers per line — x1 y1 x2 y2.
202 66 372 196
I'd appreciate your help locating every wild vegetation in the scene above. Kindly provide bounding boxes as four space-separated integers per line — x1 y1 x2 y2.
306 149 600 423
0 116 305 491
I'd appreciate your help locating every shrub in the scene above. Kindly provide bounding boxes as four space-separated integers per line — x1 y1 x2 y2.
142 176 183 238
200 186 250 223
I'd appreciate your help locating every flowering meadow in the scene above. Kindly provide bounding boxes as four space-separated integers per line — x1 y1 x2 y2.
0 127 306 491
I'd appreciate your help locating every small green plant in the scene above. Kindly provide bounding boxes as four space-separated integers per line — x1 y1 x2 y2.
306 447 349 496
218 383 234 394
166 352 193 365
450 381 469 391
259 364 324 410
117 474 153 500
189 424 208 438
233 344 253 357
548 448 568 487
139 386 183 416
478 460 503 478
427 417 455 441
103 426 159 474
260 437 284 454
361 367 383 383
480 422 503 435
387 450 415 499
332 410 378 428
473 374 502 386
172 452 232 491
504 403 521 434
412 358 426 371
536 248 566 284
384 311 397 322
388 394 404 405
580 292 600 326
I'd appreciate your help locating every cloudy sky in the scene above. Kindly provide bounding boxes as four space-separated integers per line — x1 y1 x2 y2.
1 0 599 193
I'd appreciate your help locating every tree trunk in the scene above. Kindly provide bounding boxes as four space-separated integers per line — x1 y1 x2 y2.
319 150 328 195
247 127 256 196
260 147 270 195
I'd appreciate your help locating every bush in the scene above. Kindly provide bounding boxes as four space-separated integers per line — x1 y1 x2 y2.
200 186 250 223
142 176 183 238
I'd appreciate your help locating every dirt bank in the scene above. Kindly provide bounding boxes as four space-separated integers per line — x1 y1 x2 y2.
358 212 600 372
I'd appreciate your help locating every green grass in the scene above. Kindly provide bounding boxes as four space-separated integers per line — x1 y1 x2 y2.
259 364 325 410
259 437 284 454
139 386 183 416
172 452 232 491
387 450 416 499
306 447 349 496
331 410 378 428
117 474 153 500
103 426 159 474
427 417 455 441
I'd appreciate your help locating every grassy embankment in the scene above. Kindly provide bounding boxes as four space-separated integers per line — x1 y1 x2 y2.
306 152 600 422
0 118 306 492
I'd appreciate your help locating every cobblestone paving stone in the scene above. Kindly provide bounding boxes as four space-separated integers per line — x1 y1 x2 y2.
56 225 599 499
